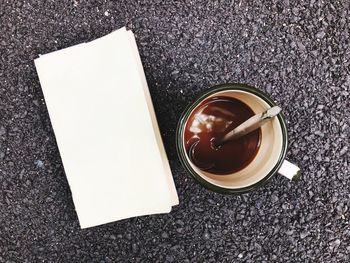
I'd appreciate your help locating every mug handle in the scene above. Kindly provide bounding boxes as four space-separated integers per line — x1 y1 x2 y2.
278 160 301 181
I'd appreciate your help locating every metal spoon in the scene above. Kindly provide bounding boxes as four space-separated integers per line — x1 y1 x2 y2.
217 106 282 145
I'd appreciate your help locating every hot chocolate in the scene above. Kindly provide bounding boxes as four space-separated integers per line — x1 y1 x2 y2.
184 96 261 175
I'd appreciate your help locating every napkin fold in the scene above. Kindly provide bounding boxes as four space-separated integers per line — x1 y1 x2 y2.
35 27 178 228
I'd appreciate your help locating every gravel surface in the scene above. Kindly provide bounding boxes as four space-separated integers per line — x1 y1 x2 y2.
0 0 349 262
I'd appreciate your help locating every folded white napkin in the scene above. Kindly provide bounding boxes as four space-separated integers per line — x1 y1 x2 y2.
35 27 178 228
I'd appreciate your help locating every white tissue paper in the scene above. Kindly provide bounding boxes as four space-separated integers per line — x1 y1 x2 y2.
35 27 178 228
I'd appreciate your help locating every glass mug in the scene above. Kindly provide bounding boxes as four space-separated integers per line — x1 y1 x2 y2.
176 83 301 194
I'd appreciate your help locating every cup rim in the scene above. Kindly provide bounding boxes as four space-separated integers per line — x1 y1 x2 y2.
176 83 288 194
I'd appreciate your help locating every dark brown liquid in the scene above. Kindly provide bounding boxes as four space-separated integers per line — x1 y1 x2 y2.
184 96 261 175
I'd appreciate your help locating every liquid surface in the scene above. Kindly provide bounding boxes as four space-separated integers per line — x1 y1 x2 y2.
184 96 261 175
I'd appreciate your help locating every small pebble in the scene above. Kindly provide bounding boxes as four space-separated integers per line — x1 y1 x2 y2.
0 126 5 136
35 160 44 168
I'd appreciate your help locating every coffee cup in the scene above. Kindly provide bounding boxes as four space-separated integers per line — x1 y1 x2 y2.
176 83 301 194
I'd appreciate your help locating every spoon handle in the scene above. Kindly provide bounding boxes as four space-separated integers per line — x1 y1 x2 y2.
219 106 281 144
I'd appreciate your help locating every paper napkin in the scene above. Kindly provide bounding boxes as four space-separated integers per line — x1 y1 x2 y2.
35 27 178 228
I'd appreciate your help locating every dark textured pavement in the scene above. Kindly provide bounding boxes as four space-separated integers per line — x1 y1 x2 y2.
0 1 349 262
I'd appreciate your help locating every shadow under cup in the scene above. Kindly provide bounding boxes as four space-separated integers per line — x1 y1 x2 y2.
176 84 288 194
